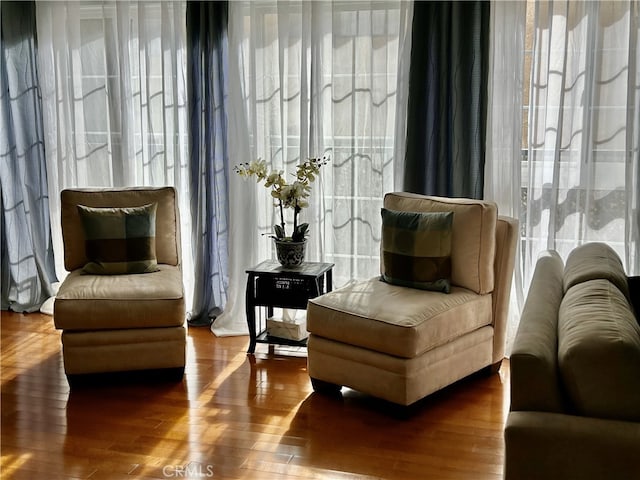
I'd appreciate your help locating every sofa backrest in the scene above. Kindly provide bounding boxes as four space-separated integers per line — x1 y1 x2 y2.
60 187 181 271
563 242 631 301
558 243 640 421
512 243 640 421
383 192 498 295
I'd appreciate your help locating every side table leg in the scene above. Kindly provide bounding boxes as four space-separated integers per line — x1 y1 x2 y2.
246 274 257 354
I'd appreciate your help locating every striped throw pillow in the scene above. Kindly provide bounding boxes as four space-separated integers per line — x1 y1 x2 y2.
77 203 160 275
380 208 453 293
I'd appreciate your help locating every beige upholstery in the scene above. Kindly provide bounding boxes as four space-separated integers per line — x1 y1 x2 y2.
308 281 493 359
505 412 640 480
306 193 518 406
60 187 180 270
383 192 497 294
558 279 640 421
563 241 631 301
53 187 186 378
55 266 184 330
509 250 565 413
506 244 640 480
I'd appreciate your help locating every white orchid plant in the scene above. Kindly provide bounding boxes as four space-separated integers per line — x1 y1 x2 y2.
234 156 329 242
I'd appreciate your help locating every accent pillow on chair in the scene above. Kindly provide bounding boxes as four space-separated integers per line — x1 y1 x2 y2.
77 203 160 275
380 208 453 293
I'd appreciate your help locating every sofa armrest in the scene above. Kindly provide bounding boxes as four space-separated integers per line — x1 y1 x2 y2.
510 251 565 412
628 276 640 318
505 411 640 480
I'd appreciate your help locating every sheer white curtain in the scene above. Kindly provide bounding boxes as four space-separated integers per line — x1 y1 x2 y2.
36 2 193 305
213 0 413 336
485 1 527 352
523 0 639 276
487 0 640 350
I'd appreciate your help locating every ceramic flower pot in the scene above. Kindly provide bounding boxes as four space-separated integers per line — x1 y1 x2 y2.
274 239 306 267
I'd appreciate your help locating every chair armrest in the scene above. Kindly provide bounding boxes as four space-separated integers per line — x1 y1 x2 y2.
490 216 518 363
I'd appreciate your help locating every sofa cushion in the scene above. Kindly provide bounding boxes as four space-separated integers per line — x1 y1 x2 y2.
563 242 630 300
307 277 493 359
558 278 640 421
53 265 185 330
380 208 453 293
383 193 497 294
77 203 160 275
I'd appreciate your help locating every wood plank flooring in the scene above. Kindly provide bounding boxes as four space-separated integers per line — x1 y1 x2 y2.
1 311 510 479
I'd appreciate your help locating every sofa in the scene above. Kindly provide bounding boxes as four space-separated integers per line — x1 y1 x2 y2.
53 187 186 381
306 193 518 406
505 243 640 480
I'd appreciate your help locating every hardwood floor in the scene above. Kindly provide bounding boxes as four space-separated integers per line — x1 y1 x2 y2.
1 311 510 479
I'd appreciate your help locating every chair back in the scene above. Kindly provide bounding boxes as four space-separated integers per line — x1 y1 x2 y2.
383 192 498 294
60 187 181 271
383 192 518 363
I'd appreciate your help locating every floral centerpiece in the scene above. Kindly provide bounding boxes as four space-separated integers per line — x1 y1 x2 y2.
235 155 329 266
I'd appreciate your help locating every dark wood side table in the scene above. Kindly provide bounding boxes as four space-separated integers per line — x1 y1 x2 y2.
245 260 334 354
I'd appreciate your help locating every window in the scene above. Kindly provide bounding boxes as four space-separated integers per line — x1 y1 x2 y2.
520 0 635 263
235 1 410 287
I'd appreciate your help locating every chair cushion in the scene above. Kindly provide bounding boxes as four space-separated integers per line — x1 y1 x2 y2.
383 193 497 294
77 203 160 274
54 265 185 330
61 327 186 374
308 327 493 405
558 278 640 421
380 208 453 293
306 277 493 359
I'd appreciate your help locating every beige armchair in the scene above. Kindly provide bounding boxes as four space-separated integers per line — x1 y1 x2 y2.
306 192 518 406
53 187 186 382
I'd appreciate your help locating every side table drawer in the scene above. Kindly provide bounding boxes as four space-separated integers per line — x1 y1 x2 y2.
254 276 322 309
